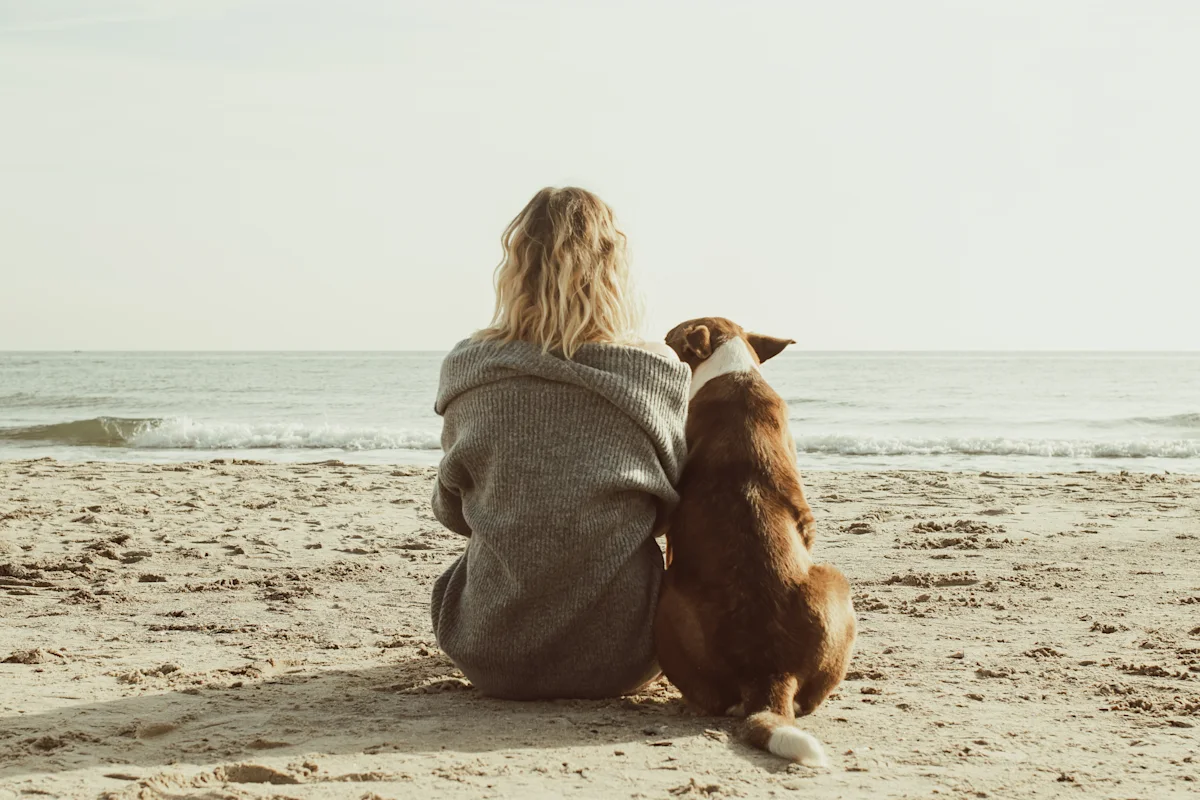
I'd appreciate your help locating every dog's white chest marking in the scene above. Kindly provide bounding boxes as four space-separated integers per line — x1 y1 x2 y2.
689 338 759 400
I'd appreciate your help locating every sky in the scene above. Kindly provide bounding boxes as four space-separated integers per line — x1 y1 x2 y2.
1 0 1198 351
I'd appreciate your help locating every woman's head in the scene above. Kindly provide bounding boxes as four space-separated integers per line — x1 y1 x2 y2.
476 187 641 358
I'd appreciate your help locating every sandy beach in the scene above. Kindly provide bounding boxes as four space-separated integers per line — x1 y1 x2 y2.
1 459 1197 799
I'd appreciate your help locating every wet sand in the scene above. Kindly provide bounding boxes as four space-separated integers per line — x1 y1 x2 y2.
1 460 1197 799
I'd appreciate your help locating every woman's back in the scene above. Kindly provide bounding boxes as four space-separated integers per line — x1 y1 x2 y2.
430 337 688 699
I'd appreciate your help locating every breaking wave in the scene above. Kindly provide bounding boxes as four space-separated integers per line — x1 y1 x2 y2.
3 418 1198 460
0 417 152 447
0 417 441 451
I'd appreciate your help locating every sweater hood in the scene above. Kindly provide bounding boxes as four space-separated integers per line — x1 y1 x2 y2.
436 338 690 473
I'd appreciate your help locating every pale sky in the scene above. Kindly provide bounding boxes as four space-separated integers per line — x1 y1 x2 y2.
2 0 1198 351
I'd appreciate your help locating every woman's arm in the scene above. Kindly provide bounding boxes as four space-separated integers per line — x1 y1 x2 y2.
431 475 472 537
431 400 473 537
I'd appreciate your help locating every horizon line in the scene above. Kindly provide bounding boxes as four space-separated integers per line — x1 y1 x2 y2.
3 348 1199 355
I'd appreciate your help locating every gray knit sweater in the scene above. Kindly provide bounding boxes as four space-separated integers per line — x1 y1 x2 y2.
429 338 690 699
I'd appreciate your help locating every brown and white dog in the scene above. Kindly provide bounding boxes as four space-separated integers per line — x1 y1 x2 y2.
655 317 857 766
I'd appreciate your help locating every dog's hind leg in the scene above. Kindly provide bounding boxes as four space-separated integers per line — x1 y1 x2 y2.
795 663 845 718
795 565 857 717
654 581 737 715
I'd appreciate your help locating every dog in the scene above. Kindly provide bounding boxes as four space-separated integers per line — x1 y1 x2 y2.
654 317 857 766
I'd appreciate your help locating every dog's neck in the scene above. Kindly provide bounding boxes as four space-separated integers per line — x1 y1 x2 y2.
689 337 759 400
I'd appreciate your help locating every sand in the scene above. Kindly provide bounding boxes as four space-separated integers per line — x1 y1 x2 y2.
1 459 1197 799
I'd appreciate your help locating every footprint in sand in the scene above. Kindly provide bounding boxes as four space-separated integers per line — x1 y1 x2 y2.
215 763 302 785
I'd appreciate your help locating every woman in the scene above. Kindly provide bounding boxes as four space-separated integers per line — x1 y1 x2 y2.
429 187 690 699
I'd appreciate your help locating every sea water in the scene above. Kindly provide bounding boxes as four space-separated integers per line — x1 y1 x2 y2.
1 351 1197 473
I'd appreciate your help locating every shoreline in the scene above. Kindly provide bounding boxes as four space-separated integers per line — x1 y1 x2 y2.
2 460 1198 798
2 451 1198 475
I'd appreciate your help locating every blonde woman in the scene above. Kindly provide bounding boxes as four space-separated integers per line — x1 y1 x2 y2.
430 187 689 699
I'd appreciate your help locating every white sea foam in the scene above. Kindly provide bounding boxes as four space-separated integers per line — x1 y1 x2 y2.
130 425 1196 459
2 352 1198 471
793 434 1200 460
127 418 441 451
3 416 1197 460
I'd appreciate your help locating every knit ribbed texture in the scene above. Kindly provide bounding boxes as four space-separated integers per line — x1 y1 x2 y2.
429 338 690 699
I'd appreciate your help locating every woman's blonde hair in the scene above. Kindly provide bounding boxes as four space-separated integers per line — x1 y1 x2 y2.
475 187 642 358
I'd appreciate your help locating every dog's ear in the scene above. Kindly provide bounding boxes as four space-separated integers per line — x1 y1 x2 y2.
746 333 795 364
684 325 712 359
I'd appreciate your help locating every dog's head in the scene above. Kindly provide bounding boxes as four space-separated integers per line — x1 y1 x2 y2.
665 317 795 372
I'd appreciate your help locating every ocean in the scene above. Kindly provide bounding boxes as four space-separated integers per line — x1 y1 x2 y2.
1 351 1198 473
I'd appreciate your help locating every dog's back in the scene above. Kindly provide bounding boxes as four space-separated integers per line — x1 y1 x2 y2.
656 317 856 766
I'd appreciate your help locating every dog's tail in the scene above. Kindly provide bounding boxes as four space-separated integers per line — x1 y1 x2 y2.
742 711 828 766
739 678 828 767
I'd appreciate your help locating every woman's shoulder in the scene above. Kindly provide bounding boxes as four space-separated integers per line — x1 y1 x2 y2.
446 336 484 355
438 335 689 400
445 336 681 367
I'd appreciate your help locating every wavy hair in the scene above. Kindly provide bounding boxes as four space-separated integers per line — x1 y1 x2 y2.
474 187 642 358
